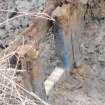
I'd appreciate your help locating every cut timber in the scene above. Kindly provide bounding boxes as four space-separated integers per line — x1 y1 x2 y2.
44 67 65 102
52 3 83 71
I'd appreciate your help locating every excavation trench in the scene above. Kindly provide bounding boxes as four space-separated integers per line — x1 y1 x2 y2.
0 1 86 104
